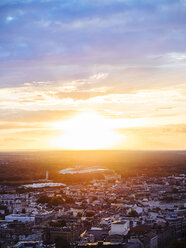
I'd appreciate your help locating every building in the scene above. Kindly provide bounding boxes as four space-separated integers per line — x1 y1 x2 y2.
5 214 35 223
109 221 129 236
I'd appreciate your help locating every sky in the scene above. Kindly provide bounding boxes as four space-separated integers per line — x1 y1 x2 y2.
0 0 186 150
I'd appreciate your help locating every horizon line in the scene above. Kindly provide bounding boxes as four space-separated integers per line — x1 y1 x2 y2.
0 149 186 153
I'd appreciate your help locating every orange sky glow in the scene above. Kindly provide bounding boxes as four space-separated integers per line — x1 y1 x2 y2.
1 0 186 150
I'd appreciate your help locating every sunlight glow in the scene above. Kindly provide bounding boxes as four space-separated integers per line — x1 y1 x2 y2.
50 112 124 150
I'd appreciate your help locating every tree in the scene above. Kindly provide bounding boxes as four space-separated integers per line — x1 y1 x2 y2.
169 240 186 248
55 237 70 248
128 210 139 217
86 211 95 217
50 196 64 206
92 196 98 201
172 188 179 193
37 195 50 204
22 208 26 214
77 212 82 217
64 196 75 204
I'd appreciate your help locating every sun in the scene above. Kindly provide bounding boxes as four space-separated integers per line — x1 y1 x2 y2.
50 112 124 150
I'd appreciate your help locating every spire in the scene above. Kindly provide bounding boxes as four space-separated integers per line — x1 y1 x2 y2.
46 170 48 181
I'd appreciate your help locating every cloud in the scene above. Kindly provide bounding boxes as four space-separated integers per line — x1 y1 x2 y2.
0 0 186 87
0 122 39 129
0 0 186 150
55 89 111 101
0 82 186 121
3 137 37 143
118 124 186 134
116 123 186 149
0 110 78 123
0 129 62 150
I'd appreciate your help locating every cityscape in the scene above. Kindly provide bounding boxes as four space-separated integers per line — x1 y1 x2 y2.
0 151 185 248
0 0 186 247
